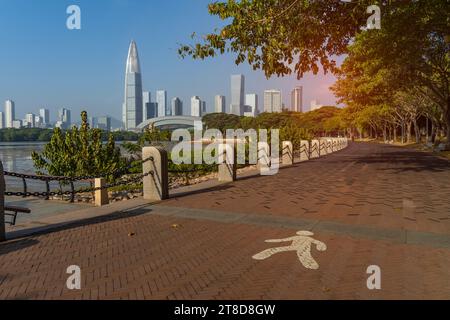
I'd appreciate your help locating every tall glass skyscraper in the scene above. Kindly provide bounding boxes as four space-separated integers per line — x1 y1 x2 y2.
5 100 15 128
123 40 143 130
230 74 245 116
156 90 168 117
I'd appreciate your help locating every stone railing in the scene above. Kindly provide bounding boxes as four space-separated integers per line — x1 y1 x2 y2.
0 137 348 241
140 137 349 201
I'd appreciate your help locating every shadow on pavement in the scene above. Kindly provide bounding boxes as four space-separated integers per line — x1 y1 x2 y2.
0 238 40 256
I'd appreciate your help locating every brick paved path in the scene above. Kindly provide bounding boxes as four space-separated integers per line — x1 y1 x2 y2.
1 142 450 299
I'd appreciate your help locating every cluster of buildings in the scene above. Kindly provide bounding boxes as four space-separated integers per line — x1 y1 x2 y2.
0 101 112 131
2 40 321 133
123 41 310 131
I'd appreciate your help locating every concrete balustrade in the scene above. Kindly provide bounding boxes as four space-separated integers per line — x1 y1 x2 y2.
300 140 310 162
94 178 109 207
319 140 327 156
310 140 320 159
0 161 5 242
282 141 294 165
218 143 237 182
326 139 333 154
142 146 169 202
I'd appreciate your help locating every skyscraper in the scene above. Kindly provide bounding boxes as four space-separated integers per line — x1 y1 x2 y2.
202 101 207 114
244 94 258 117
291 86 303 112
215 95 226 113
230 74 245 116
156 90 168 117
143 91 151 120
264 90 282 113
0 112 4 129
171 98 183 116
97 116 111 131
25 113 36 128
123 40 143 130
191 96 202 117
58 108 71 129
5 100 15 128
39 108 50 125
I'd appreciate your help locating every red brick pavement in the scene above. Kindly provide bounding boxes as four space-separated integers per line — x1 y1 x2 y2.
0 142 450 300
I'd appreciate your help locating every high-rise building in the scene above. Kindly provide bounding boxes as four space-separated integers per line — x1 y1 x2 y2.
230 74 245 116
310 100 323 111
171 98 183 116
39 108 50 125
291 86 303 113
97 116 111 131
202 101 207 114
25 113 36 128
156 90 168 117
123 40 143 130
12 120 22 129
244 94 258 117
191 96 202 117
58 108 71 129
264 90 282 113
215 95 226 113
5 100 15 128
0 112 4 129
143 91 151 119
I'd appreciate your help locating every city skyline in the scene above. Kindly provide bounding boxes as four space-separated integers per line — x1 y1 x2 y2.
0 1 340 122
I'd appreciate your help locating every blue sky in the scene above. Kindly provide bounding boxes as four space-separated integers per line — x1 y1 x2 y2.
0 0 340 123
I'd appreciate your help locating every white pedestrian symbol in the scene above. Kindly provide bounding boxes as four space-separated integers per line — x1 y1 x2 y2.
253 231 327 269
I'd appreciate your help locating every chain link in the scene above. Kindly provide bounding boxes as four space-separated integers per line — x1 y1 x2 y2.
3 156 154 182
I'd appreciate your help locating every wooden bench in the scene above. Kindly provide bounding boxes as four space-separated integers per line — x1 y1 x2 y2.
4 206 31 226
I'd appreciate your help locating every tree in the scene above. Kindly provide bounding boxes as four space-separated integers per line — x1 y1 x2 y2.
32 111 126 182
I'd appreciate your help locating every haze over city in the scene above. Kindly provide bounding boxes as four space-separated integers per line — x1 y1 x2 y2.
0 0 340 123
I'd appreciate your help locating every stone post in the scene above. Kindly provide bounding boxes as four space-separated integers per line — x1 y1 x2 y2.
94 178 109 207
319 140 328 156
143 147 169 201
327 139 333 153
282 141 294 165
300 140 310 162
310 140 320 159
218 143 237 182
0 161 5 242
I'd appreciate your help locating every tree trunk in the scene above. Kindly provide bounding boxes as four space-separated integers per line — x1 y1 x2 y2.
394 125 397 142
406 121 412 143
446 103 450 150
413 120 420 144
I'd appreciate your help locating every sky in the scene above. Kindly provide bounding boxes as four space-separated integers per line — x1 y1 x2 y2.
0 0 342 124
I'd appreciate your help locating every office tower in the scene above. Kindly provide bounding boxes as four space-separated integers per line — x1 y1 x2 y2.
230 74 245 116
5 100 15 128
156 90 168 117
123 40 143 130
12 120 22 129
97 116 111 131
147 102 157 119
171 98 183 116
143 91 151 120
25 113 36 128
264 90 282 113
0 112 4 129
58 108 71 129
202 101 207 114
89 117 97 128
35 115 43 127
291 86 303 112
215 95 226 113
191 96 202 117
39 108 50 125
244 94 258 117
310 100 323 111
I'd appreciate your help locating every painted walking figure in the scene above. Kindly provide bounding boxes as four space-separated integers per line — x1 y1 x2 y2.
253 231 327 270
